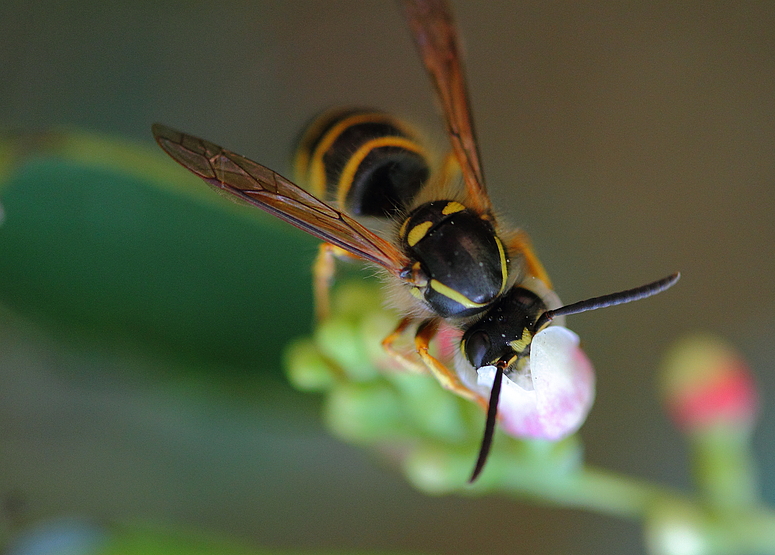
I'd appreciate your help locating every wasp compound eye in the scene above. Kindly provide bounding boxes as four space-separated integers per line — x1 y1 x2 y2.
464 329 492 369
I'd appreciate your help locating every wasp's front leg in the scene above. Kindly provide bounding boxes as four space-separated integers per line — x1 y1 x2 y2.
414 319 488 410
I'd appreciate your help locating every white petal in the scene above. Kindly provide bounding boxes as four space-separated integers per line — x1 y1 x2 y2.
473 326 596 440
529 326 596 439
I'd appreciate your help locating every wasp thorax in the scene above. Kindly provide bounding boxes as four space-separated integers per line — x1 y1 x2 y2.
399 200 508 318
462 287 548 368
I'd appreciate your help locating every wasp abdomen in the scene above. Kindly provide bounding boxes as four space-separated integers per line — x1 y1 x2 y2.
400 200 508 319
294 110 430 218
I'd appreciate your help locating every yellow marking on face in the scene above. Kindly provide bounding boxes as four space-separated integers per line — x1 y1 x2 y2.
494 235 508 295
410 287 425 301
406 220 433 247
441 201 466 215
429 279 488 309
508 328 534 354
337 136 428 210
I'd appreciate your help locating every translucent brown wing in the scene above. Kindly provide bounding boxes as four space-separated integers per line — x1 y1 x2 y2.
152 124 410 274
402 0 492 214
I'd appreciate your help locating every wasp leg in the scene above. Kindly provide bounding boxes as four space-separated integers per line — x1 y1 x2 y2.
312 242 336 321
381 316 426 373
507 231 553 288
313 242 362 321
415 320 488 411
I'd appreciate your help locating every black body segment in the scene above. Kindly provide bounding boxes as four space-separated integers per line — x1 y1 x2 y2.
294 110 430 218
400 200 508 318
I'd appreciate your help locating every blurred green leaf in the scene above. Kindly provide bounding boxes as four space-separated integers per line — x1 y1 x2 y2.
0 129 323 376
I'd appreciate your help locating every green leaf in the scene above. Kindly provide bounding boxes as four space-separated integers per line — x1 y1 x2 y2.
0 130 319 376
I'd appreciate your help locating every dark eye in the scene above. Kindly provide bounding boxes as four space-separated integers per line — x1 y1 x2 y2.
464 330 491 368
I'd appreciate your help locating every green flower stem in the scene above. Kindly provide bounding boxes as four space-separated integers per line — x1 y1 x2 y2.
689 425 759 511
499 464 775 554
499 463 686 519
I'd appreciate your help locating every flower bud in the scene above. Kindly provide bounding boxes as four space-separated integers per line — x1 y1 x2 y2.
660 335 758 433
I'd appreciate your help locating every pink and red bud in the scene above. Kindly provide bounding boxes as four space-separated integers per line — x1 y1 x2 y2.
660 335 758 433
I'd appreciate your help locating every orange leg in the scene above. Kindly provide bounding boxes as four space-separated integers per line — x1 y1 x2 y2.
506 231 552 288
414 320 488 411
312 242 362 321
381 317 426 373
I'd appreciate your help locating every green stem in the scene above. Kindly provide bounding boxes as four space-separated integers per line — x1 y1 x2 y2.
498 464 687 519
690 425 759 510
497 463 775 554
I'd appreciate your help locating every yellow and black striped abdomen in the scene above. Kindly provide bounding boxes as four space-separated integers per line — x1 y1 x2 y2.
294 109 430 218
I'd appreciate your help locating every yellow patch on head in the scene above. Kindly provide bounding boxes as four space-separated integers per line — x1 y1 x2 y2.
508 328 534 354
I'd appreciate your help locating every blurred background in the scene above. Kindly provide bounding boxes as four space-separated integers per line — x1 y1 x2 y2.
1 1 774 553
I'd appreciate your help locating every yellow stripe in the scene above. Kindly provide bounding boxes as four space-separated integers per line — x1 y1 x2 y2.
429 279 488 310
293 147 311 186
293 110 349 186
494 235 508 295
307 112 399 199
336 136 427 209
399 217 410 241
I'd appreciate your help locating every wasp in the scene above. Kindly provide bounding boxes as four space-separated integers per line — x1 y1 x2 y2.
152 0 679 482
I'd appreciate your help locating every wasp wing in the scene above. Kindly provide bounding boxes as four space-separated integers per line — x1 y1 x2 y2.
152 124 410 274
402 0 492 214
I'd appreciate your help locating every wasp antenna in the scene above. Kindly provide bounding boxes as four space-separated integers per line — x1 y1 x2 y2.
534 272 681 332
469 362 507 483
